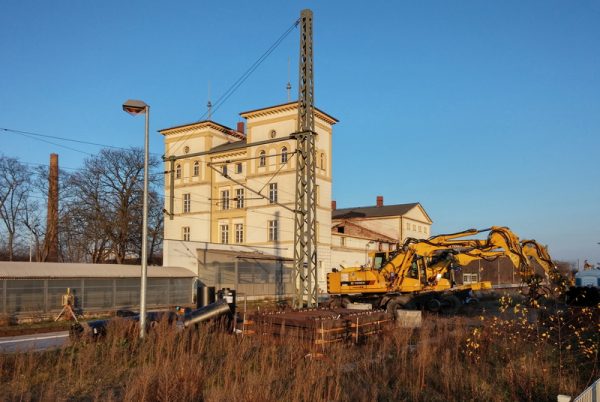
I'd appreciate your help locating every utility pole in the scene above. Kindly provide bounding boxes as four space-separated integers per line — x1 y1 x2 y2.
292 9 318 308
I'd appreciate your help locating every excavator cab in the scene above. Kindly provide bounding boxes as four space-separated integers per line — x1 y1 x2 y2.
371 252 388 270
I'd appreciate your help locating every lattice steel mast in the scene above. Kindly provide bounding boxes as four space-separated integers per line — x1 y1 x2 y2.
292 9 318 308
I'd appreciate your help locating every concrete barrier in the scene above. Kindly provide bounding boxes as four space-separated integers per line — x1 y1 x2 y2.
395 310 422 328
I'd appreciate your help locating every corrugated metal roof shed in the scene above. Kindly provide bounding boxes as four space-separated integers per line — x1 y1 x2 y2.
0 262 196 279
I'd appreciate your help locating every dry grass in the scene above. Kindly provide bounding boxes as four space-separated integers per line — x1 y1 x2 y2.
0 304 598 402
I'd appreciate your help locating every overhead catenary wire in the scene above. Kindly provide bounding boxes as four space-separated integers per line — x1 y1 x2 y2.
168 17 300 157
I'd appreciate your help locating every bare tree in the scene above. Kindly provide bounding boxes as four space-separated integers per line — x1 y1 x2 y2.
66 148 161 264
21 198 44 261
0 155 31 260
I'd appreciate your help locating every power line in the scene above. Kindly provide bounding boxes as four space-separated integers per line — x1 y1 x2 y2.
1 127 162 157
4 129 93 156
18 160 164 180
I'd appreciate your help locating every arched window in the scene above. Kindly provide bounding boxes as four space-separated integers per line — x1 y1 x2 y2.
193 161 200 176
281 147 288 163
320 153 326 170
175 164 182 179
259 150 266 167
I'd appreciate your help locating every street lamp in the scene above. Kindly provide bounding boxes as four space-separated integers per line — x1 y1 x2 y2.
122 99 150 339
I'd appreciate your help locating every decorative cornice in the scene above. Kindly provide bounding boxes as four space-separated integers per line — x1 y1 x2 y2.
239 102 338 125
159 120 243 139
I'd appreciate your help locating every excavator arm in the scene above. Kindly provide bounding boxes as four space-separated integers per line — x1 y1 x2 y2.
381 227 568 299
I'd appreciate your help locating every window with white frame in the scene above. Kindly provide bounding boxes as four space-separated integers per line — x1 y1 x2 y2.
269 183 278 204
463 273 479 284
221 190 230 210
268 220 278 241
220 224 229 244
182 226 190 241
236 188 244 209
193 161 200 176
235 223 244 243
183 193 191 213
259 150 266 167
281 147 288 163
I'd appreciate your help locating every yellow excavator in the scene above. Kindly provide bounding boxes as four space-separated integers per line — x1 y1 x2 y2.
327 226 571 315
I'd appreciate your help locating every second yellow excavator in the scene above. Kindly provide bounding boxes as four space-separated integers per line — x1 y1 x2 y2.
327 226 571 315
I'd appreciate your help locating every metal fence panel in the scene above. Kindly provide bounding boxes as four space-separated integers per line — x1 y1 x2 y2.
147 278 170 306
6 280 45 313
82 279 114 309
574 377 600 402
197 250 293 299
169 278 192 305
0 277 195 315
115 278 139 307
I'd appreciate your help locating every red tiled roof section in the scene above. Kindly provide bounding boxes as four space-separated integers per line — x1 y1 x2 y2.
332 220 397 243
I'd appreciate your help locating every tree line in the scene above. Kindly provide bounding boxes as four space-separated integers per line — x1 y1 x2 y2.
0 148 163 264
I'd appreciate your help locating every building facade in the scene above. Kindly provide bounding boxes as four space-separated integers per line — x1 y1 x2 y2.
160 102 338 291
330 197 433 269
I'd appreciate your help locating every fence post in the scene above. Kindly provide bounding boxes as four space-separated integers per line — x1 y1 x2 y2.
112 279 117 309
43 279 48 313
2 280 6 314
80 279 85 310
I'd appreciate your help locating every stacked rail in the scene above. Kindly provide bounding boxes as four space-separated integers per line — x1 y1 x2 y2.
245 308 390 344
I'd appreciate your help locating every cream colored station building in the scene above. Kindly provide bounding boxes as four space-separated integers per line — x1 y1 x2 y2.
160 102 338 291
160 102 433 296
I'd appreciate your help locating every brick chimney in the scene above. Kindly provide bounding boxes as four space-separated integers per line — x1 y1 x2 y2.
236 121 245 135
376 195 384 207
331 200 336 210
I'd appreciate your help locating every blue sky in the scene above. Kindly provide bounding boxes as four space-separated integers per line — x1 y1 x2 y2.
1 1 599 265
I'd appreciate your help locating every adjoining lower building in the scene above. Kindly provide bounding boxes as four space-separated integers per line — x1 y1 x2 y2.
330 197 433 269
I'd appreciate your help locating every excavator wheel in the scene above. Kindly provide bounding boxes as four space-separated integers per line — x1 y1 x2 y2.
326 296 351 309
326 297 342 309
440 295 461 315
386 296 411 319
